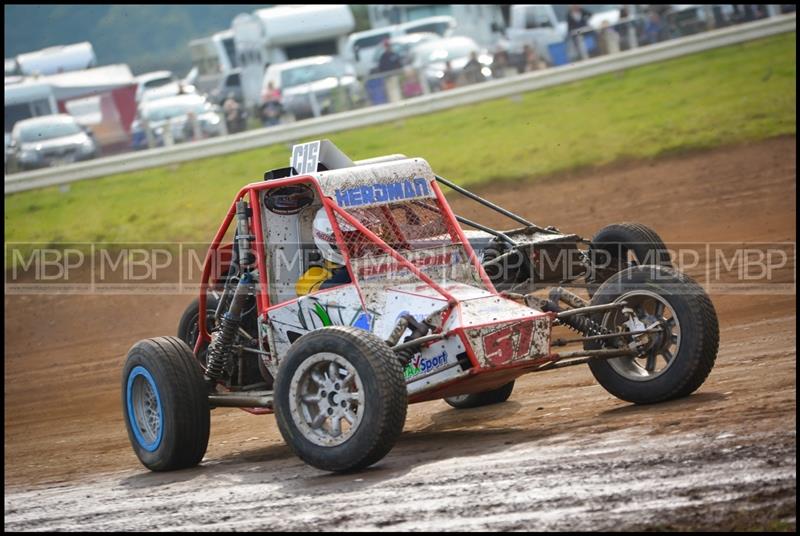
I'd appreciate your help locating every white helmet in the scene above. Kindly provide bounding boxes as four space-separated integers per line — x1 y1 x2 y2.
313 208 344 265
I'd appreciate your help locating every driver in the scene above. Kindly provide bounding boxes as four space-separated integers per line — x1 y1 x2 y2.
296 208 352 296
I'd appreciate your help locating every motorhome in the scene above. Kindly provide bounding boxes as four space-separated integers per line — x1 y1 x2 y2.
4 78 58 135
188 29 238 95
15 42 96 76
232 4 355 108
367 5 505 48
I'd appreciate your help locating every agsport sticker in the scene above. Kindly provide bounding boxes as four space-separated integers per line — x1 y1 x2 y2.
404 351 448 379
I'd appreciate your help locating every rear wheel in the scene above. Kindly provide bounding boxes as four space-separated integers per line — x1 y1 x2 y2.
586 265 719 404
177 295 218 366
444 381 515 409
122 336 210 471
274 327 407 472
588 223 671 296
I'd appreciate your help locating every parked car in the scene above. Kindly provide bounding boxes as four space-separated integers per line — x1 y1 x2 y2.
136 70 196 104
6 114 98 171
130 94 223 150
410 36 493 90
261 56 362 121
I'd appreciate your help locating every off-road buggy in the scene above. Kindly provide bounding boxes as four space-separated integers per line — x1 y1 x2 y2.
122 140 719 473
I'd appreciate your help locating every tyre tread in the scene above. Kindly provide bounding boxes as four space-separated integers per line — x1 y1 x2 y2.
587 265 719 404
123 336 210 471
274 326 407 472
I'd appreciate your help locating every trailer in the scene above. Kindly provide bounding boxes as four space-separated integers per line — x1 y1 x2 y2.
188 30 238 97
15 42 96 77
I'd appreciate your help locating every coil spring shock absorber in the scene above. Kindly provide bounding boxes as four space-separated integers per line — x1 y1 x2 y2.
527 287 611 339
558 310 609 338
205 201 255 382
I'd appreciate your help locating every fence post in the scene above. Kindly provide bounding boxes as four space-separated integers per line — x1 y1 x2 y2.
577 32 589 60
627 20 639 49
703 5 716 30
144 120 155 149
163 119 174 147
385 73 402 103
219 113 228 136
192 114 202 141
309 88 321 118
420 69 431 95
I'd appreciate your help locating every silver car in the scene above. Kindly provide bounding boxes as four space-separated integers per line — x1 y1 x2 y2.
7 114 98 171
132 94 224 148
262 56 363 121
410 36 494 91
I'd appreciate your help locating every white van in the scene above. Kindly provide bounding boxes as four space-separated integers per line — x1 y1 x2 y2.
232 5 355 108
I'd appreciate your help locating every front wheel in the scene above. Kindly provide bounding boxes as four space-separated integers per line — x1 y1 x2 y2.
445 381 515 409
586 265 719 405
274 327 407 472
122 337 210 471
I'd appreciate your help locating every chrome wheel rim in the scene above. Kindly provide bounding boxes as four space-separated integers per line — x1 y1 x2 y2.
288 352 365 447
602 290 681 382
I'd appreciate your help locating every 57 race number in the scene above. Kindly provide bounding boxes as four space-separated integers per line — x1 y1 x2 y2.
481 319 535 366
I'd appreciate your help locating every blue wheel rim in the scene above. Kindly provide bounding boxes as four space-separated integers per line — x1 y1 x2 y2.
126 365 164 452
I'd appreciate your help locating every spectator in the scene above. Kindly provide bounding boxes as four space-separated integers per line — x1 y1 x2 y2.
643 11 667 45
616 7 633 50
732 5 767 23
377 39 402 73
260 82 282 127
566 5 593 59
491 47 513 79
441 61 457 90
223 92 244 134
462 51 483 85
400 66 423 98
183 111 198 141
599 21 621 55
523 44 547 72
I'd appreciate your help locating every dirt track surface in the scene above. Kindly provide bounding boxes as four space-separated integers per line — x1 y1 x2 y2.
4 136 796 531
